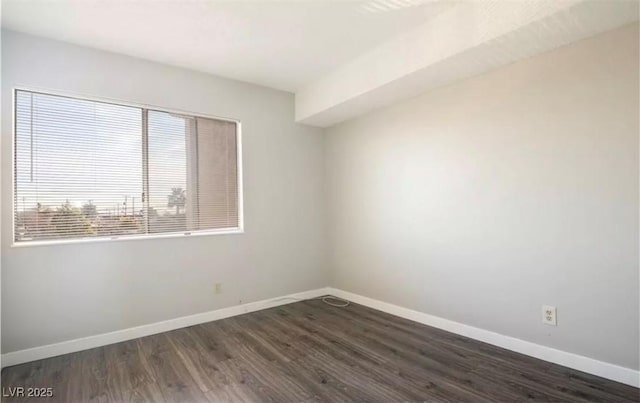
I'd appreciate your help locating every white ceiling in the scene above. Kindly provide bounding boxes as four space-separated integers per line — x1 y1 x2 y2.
3 0 637 127
1 0 454 92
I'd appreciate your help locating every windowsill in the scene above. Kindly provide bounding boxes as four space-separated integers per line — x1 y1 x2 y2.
11 227 244 248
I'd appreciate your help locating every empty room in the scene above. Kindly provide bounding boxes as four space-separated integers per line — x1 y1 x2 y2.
0 0 639 401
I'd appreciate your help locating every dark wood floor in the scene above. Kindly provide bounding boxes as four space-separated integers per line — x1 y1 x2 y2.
2 298 639 402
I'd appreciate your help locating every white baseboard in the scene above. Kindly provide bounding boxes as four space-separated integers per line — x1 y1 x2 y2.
3 286 638 388
327 287 639 388
1 287 332 369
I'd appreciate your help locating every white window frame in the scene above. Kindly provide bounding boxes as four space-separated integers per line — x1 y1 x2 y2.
11 87 244 247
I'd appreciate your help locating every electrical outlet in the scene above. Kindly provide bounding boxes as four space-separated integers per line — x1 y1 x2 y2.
542 305 557 326
215 283 222 294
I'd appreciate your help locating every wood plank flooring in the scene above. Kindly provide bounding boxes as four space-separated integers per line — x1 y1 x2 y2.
2 298 639 402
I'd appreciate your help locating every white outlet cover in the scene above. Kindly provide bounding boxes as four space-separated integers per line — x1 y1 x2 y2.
542 305 557 326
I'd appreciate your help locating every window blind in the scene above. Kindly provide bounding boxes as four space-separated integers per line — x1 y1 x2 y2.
14 90 240 244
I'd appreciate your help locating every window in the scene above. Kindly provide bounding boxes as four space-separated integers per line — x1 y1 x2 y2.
14 89 241 244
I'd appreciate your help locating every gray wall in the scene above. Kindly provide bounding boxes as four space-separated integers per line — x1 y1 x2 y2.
325 24 639 370
1 30 327 353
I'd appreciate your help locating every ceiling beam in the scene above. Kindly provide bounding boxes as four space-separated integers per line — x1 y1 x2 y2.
295 0 639 128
